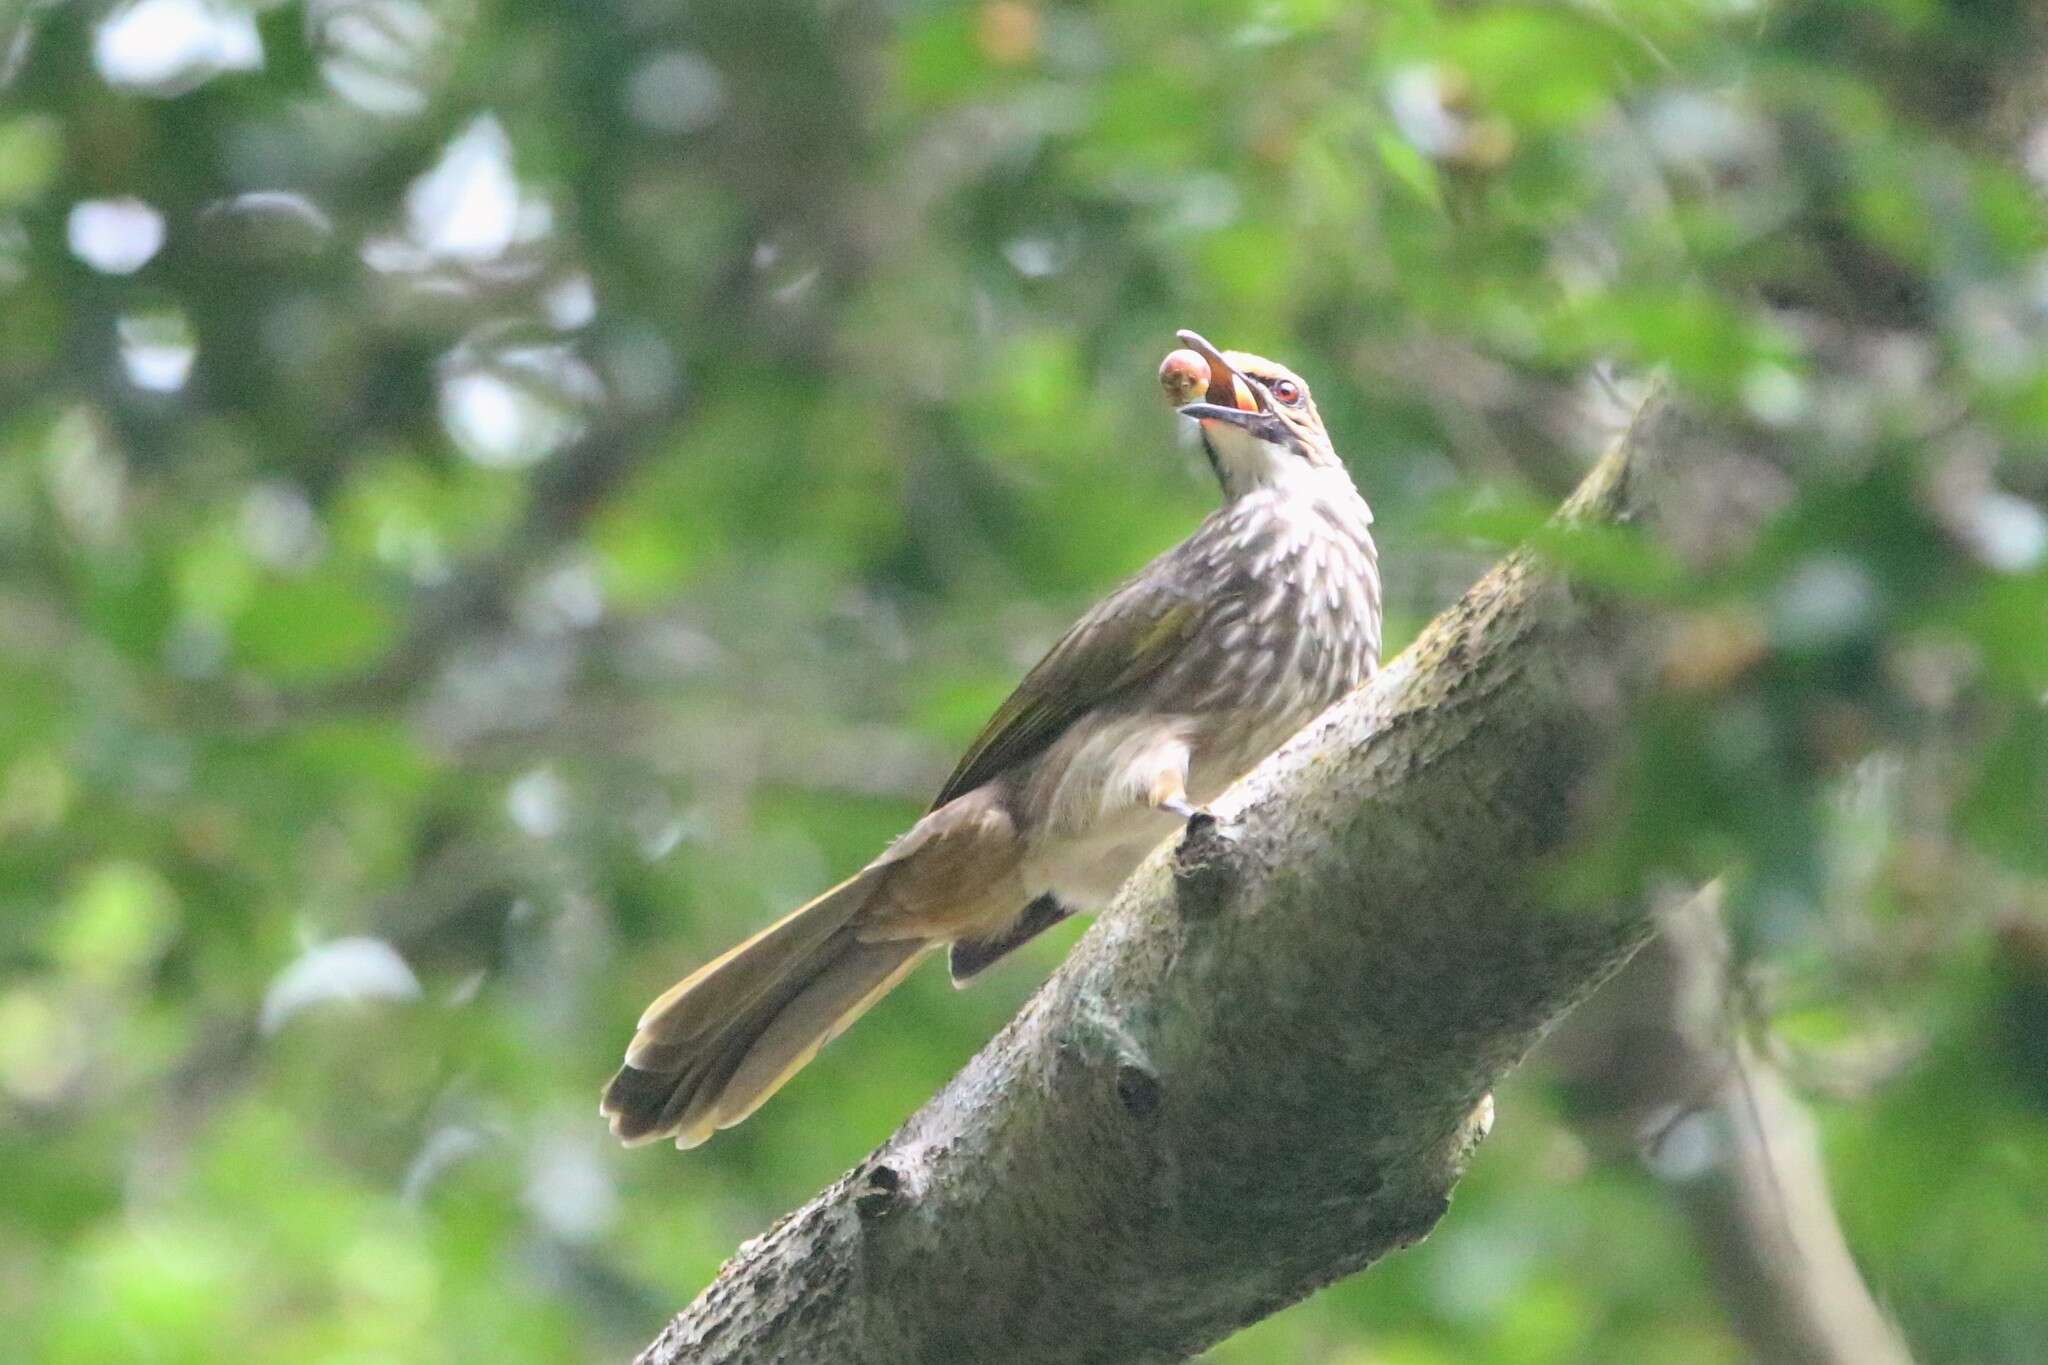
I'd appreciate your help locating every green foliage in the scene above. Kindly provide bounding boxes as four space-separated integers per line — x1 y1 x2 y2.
3 0 2046 1361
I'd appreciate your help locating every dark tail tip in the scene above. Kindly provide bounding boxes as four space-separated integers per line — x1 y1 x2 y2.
600 1065 679 1146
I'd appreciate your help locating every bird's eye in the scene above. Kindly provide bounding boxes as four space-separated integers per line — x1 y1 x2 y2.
1272 378 1302 405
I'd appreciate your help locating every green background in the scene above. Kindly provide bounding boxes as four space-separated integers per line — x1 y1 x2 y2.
2 0 2045 1360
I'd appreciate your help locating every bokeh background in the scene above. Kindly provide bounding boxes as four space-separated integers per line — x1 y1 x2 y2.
4 0 2047 1360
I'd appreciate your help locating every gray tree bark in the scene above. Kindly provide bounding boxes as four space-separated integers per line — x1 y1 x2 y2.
637 391 1688 1365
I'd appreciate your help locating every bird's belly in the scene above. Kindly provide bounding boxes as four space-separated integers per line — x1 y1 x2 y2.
1012 709 1312 909
1011 714 1190 907
1021 715 1195 840
1020 804 1181 909
1184 712 1303 804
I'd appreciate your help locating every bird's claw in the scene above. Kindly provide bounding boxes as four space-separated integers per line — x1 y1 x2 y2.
1162 796 1229 836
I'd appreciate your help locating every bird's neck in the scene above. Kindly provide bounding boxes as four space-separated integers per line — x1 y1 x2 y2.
1222 460 1373 533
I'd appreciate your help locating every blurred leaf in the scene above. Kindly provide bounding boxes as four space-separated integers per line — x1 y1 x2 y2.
1435 8 1649 131
0 116 61 208
1960 707 2048 873
1427 490 1684 594
52 859 179 985
231 572 395 683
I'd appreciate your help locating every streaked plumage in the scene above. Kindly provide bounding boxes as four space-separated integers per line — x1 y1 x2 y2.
603 330 1381 1148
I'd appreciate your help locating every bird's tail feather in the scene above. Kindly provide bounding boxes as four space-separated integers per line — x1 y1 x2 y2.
601 867 931 1147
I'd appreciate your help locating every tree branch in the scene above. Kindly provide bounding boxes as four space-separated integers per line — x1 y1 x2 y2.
1546 886 1914 1365
637 390 1686 1364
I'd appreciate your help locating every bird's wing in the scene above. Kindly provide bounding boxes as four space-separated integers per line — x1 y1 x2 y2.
932 566 1208 809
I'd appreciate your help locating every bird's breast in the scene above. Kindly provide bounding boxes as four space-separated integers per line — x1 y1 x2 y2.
1160 489 1381 736
1009 485 1381 910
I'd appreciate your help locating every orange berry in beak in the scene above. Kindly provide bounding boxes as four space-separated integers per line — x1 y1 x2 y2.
1159 348 1211 407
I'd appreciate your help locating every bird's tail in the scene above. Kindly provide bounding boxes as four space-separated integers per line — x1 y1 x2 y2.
601 865 931 1148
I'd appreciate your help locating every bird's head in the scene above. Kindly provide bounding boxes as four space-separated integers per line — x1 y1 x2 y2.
1159 329 1341 499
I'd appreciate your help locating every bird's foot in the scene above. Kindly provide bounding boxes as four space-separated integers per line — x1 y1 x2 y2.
1161 795 1226 836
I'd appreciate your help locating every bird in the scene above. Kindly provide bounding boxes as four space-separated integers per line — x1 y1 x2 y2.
602 330 1382 1149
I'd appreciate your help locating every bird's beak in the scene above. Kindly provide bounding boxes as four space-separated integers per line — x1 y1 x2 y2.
1172 329 1271 432
1173 329 1260 414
